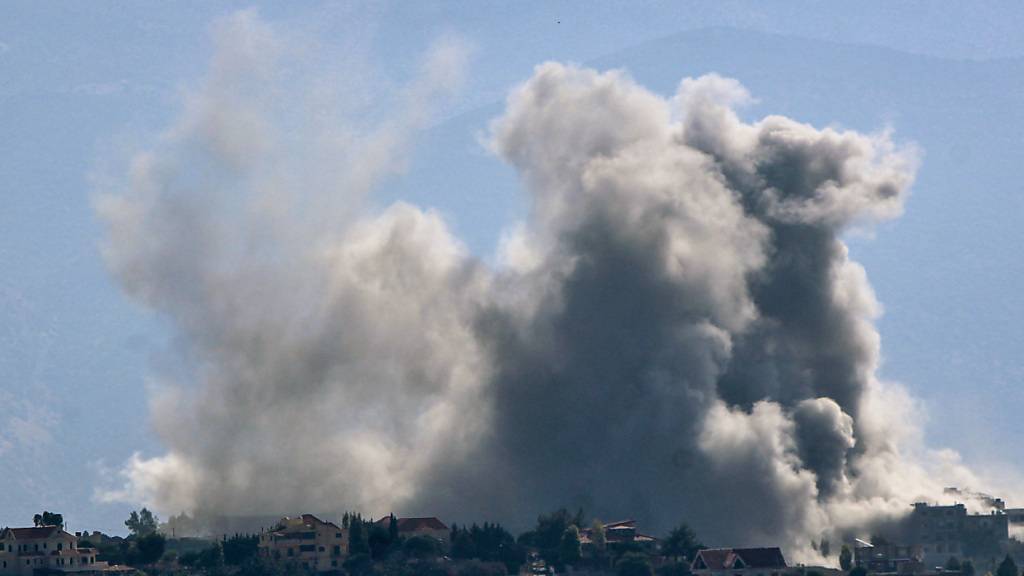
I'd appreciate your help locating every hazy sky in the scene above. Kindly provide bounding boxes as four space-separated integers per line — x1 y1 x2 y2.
2 1 1023 535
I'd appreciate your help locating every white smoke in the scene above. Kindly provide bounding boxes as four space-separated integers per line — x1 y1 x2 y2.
95 11 1012 563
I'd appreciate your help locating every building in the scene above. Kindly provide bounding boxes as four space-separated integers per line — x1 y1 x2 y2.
690 548 787 576
909 502 1009 566
0 526 113 575
579 520 658 556
373 517 449 545
1004 508 1024 534
258 514 347 572
852 538 923 573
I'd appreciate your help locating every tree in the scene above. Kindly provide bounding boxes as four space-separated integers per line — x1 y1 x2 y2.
997 555 1019 576
839 545 853 571
662 523 704 562
452 528 478 559
134 533 166 565
559 525 581 566
591 520 608 562
125 508 159 537
519 508 583 567
617 552 654 576
946 557 963 572
368 523 395 560
348 514 370 556
962 560 976 576
222 534 259 565
344 553 373 576
403 535 441 560
33 511 64 529
389 514 400 543
820 540 831 559
849 566 868 576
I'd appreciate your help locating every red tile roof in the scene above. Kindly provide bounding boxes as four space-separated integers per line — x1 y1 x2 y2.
300 514 341 531
2 526 63 540
373 517 448 532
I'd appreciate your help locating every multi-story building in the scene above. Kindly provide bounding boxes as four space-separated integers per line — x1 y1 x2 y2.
0 526 111 575
258 514 347 572
690 547 787 576
909 502 1009 566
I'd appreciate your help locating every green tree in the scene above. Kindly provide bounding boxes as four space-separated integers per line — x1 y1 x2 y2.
617 552 654 576
368 523 394 560
661 523 704 562
559 525 581 566
348 514 370 556
849 566 868 576
997 555 1019 576
519 508 583 567
839 545 853 571
452 528 477 559
134 533 166 565
222 533 259 565
590 520 607 563
344 553 373 576
196 543 224 571
962 560 976 576
946 557 963 572
388 514 400 543
33 511 64 529
125 508 159 537
403 535 441 560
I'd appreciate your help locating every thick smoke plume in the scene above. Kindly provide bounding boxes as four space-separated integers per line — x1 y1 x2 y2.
97 12 995 562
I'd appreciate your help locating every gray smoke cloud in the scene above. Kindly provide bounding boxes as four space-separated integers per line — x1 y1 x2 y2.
96 12 1001 562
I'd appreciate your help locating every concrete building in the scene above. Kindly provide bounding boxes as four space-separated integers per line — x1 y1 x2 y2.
0 526 112 575
909 503 1008 566
852 538 923 573
258 514 347 572
691 548 787 576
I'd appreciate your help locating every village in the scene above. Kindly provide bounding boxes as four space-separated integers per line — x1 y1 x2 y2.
2 491 1024 576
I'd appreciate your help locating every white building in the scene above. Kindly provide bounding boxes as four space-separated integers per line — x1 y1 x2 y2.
0 526 114 575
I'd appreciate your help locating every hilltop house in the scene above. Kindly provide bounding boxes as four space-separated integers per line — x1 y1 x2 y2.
691 547 787 576
0 526 112 575
579 520 658 556
258 514 347 572
373 517 449 545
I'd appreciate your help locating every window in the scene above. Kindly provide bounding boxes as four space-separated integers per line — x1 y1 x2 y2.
336 532 342 538
332 560 338 567
319 546 325 552
58 542 63 551
288 548 294 557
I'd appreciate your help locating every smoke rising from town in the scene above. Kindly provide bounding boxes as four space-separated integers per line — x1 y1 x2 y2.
96 11 1000 563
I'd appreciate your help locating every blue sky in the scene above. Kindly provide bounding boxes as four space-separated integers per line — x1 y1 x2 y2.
1 1 1023 535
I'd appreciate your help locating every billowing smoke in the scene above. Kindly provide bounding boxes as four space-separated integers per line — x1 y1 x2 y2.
96 12 995 562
